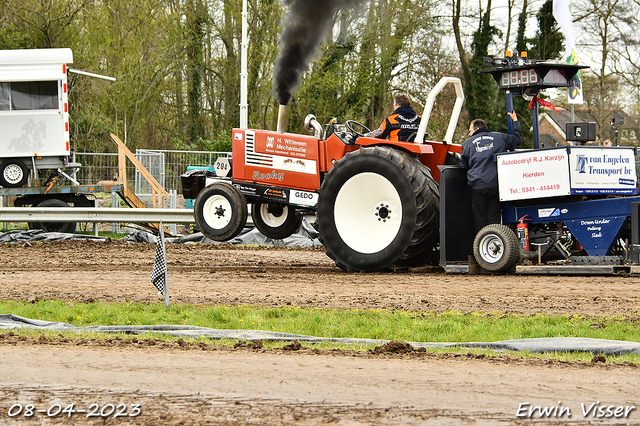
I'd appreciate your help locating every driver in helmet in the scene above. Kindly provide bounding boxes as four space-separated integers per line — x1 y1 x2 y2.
364 93 422 142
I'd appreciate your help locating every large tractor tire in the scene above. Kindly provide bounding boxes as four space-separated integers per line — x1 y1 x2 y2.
194 182 247 241
317 146 439 272
473 224 521 273
28 199 77 234
252 202 302 240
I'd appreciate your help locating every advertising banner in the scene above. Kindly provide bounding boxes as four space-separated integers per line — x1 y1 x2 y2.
569 147 637 194
497 148 571 201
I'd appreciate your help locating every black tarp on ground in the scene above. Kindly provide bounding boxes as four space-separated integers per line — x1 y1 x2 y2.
0 219 322 247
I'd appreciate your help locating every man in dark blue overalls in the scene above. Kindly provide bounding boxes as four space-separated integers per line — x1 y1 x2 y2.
460 111 522 233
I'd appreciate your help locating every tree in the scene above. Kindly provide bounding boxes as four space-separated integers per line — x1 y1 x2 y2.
186 0 207 145
466 1 502 130
572 0 638 144
1 0 87 48
528 0 564 61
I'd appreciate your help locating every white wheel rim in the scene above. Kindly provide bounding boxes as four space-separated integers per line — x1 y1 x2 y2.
4 164 23 184
203 194 233 230
259 204 288 228
479 234 504 264
334 172 402 254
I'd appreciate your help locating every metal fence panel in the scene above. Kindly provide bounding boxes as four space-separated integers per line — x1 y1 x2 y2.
142 150 229 191
73 150 229 193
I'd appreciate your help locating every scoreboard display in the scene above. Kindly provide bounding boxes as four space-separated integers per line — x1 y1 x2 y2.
498 68 570 88
481 60 587 94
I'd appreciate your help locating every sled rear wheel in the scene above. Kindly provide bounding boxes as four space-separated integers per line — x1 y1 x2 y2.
473 224 521 273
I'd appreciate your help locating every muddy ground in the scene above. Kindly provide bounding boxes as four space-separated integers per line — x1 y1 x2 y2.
1 240 639 425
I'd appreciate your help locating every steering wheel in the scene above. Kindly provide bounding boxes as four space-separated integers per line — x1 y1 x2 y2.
345 120 371 137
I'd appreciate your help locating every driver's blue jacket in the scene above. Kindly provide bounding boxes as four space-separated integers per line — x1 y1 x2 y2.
460 121 522 190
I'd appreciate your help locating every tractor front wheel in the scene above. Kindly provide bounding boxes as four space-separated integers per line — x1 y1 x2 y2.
317 146 439 272
194 182 247 241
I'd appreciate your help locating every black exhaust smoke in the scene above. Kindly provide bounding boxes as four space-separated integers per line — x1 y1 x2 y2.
274 0 365 106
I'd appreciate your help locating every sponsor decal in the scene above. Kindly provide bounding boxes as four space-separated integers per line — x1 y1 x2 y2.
262 135 309 158
264 188 287 200
290 190 318 207
282 158 306 170
236 184 257 196
538 208 560 218
234 132 243 140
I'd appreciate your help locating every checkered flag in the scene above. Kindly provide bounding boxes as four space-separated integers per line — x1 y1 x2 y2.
150 230 167 295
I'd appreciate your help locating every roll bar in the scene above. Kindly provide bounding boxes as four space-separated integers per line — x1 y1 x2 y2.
414 77 464 145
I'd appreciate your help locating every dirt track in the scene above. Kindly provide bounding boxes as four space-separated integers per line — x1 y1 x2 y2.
1 240 640 424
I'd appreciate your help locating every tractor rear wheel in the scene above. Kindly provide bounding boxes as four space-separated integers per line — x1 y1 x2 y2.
252 202 302 240
317 146 439 272
194 182 247 241
473 224 521 273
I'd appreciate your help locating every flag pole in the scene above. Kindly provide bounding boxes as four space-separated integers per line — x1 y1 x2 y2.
159 222 169 308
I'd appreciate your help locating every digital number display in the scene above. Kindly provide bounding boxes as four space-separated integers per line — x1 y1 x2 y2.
499 68 569 88
500 69 539 87
542 69 568 86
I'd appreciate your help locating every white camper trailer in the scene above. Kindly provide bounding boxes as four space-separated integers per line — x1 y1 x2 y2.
0 48 74 187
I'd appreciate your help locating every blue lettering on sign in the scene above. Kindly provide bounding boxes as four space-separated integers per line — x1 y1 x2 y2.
619 178 635 186
253 171 284 181
566 216 627 256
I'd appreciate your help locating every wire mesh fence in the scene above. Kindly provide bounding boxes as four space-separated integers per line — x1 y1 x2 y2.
137 150 229 191
73 150 230 193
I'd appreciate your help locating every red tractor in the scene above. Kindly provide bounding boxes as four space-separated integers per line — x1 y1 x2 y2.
183 77 465 272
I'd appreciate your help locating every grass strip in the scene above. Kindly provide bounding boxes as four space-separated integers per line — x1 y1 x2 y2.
1 300 639 343
2 300 640 363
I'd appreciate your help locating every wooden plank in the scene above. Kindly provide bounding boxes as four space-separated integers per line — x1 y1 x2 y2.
110 134 169 199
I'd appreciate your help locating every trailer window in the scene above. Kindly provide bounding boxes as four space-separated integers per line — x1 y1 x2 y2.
0 81 59 111
0 83 9 111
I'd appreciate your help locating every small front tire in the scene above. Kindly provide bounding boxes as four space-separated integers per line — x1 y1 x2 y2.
194 182 248 241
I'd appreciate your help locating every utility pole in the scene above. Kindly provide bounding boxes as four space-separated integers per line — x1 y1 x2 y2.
240 0 248 129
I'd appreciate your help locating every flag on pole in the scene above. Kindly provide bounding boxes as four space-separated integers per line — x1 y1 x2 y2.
553 0 583 104
151 226 167 295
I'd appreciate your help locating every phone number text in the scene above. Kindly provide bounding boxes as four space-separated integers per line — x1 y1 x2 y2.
509 184 561 194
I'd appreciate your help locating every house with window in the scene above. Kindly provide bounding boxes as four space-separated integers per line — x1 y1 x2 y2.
539 106 635 147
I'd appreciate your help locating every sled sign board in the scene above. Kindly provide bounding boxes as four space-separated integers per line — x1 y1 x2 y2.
497 148 571 201
568 147 637 195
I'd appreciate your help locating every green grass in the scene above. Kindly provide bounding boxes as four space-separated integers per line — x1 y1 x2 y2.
2 300 640 357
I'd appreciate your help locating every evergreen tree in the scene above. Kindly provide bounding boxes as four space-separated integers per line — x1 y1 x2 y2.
466 6 501 131
528 0 564 61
